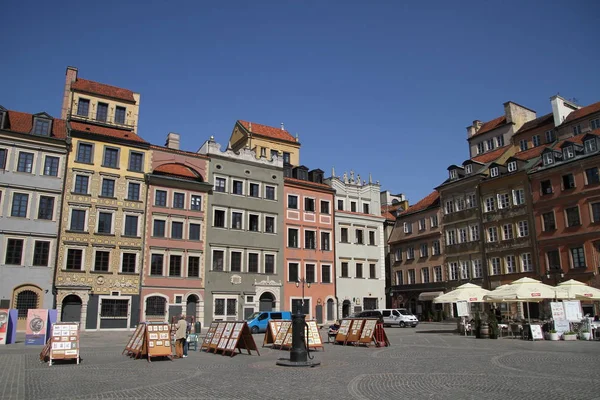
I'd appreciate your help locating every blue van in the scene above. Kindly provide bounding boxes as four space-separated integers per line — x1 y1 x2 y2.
246 311 292 333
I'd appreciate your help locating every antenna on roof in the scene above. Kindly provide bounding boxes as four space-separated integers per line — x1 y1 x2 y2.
281 122 284 131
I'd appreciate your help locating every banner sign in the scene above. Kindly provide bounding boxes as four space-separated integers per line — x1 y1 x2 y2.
0 309 8 345
562 300 582 322
25 309 48 345
456 301 469 317
550 302 565 320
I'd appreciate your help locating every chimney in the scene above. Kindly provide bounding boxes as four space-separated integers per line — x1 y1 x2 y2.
165 132 181 150
503 101 536 129
61 66 78 119
466 120 482 138
281 122 285 131
550 95 580 127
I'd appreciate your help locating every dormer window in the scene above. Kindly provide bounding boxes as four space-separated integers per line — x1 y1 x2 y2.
591 119 600 130
449 169 458 180
465 164 472 174
490 167 499 178
519 139 528 152
0 110 5 130
507 161 517 172
477 143 484 155
543 152 554 166
33 119 50 136
486 139 495 151
563 146 574 160
585 138 598 153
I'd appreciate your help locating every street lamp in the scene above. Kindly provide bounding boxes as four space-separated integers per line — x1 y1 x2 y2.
295 278 311 314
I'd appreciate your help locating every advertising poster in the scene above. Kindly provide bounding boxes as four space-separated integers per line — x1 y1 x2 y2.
562 301 582 322
25 309 48 345
550 302 566 320
0 309 8 345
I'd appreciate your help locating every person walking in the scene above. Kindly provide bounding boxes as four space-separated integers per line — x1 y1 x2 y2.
183 319 192 357
175 315 187 358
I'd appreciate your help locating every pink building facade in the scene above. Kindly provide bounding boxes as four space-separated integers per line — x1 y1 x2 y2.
140 136 212 323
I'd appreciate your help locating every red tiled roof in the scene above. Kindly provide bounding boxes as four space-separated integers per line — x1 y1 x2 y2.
514 113 554 135
381 203 405 221
154 163 200 180
471 145 511 163
401 191 439 215
555 128 600 148
512 146 546 161
564 101 600 123
472 116 507 137
238 120 298 144
3 110 67 139
284 176 333 190
71 78 136 103
70 121 147 143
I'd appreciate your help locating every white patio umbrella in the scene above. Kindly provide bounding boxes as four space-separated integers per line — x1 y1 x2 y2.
557 279 600 300
433 283 491 303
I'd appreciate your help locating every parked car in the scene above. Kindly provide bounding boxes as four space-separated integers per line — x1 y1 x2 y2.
376 308 419 328
246 311 292 333
350 310 384 323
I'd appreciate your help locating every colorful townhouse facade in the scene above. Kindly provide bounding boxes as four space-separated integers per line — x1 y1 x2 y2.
198 136 284 327
140 134 212 323
325 171 386 317
0 108 68 330
54 67 150 330
283 165 336 323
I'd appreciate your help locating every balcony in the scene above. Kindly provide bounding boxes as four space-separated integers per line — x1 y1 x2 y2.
483 205 528 223
69 111 136 129
485 237 531 252
445 241 481 255
443 208 479 224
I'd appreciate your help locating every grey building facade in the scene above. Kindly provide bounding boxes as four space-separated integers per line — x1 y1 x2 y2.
198 138 284 326
0 108 68 330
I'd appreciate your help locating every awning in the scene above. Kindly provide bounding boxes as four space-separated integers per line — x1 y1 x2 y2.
418 291 443 301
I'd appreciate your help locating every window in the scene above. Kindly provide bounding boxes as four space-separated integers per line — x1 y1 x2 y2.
518 220 529 237
420 243 428 257
17 152 34 173
564 146 574 160
214 298 237 318
94 251 110 272
496 135 504 147
96 102 108 121
0 148 6 170
434 266 443 282
337 200 344 211
128 152 144 172
115 106 126 124
249 183 260 198
456 197 466 211
32 118 50 136
449 263 458 280
70 209 86 231
320 200 330 214
446 230 456 245
265 216 275 233
288 195 298 209
97 212 113 234
470 225 479 241
547 249 561 270
169 255 182 276
586 168 600 184
477 143 484 155
570 247 586 268
232 180 243 195
418 218 426 231
460 261 470 280
231 212 242 229
363 203 370 214
38 196 54 220
562 174 575 190
76 143 93 163
356 229 364 244
151 254 164 276
288 228 299 248
431 215 439 227
248 254 259 273
230 251 242 272
459 228 467 243
545 130 555 143
592 119 600 130
215 177 226 192
172 192 185 209
127 182 140 201
573 125 581 135
543 152 554 166
103 147 119 168
305 230 316 249
282 152 290 164
351 202 357 212
186 223 200 240
41 156 60 177
394 248 402 261
101 179 115 197
485 197 495 212
190 195 202 210
396 271 404 285
490 167 499 178
592 203 600 223
566 206 580 227
465 164 473 174
288 263 299 282
124 215 139 236
265 254 275 275
11 193 28 217
213 210 225 228
404 222 412 234
341 227 348 242
542 212 556 231
321 232 330 250
356 263 363 278
121 253 136 273
521 253 532 272
519 139 528 151
265 186 275 200
466 193 476 209
507 161 517 173
505 255 516 273
66 249 83 270
171 221 183 239
432 241 441 255
153 220 165 237
248 214 259 232
502 224 513 240
155 190 167 206
488 227 498 242
512 189 525 206
32 241 50 266
368 231 375 246
449 169 457 180
486 138 495 151
490 257 501 275
270 149 278 160
407 247 415 260
5 239 24 265
541 180 553 195
341 262 349 278
585 138 598 153
260 147 266 158
472 259 482 278
322 265 331 283
305 264 315 282
188 256 200 277
304 198 315 212
498 193 510 209
77 98 89 116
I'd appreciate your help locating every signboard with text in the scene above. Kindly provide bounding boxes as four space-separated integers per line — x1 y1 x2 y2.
25 309 48 345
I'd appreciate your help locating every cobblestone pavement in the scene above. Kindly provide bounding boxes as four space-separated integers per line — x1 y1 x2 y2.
2 323 600 400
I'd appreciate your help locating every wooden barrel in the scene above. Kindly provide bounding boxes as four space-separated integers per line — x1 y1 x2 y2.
480 322 489 339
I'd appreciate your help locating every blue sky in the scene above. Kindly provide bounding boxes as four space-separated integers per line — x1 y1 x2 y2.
2 0 599 204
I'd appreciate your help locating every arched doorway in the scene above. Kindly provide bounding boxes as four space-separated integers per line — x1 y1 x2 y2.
145 296 167 321
327 299 335 321
259 292 275 311
61 295 82 323
342 300 351 318
186 295 198 318
14 287 40 331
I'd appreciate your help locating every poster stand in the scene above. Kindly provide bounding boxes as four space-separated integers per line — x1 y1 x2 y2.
305 320 324 351
203 321 260 357
123 323 146 358
201 322 218 351
334 319 352 343
48 322 80 366
373 322 390 347
145 322 173 362
358 319 378 347
334 319 390 347
263 320 284 347
272 320 292 350
215 322 235 354
208 322 226 353
281 324 294 350
344 319 364 346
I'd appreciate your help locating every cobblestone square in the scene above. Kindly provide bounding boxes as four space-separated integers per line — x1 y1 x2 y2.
1 323 600 400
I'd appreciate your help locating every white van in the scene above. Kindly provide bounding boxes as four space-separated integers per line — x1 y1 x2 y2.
377 308 419 328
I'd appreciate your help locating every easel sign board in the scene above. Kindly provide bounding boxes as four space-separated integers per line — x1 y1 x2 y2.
345 319 364 343
25 309 49 345
210 323 226 351
201 322 218 350
456 301 469 317
335 319 352 342
306 320 323 349
49 322 80 365
217 322 235 351
550 302 566 320
274 321 291 347
529 324 544 340
554 319 570 335
563 301 583 322
0 309 9 345
235 322 260 356
264 320 284 346
282 325 293 349
359 319 378 344
226 322 244 352
146 323 172 359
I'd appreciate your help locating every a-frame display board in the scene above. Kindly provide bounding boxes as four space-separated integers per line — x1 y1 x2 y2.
344 319 365 345
145 322 173 362
373 323 390 347
273 320 292 349
306 320 324 351
208 322 226 353
216 322 235 353
263 320 284 347
203 321 260 357
48 322 80 366
123 323 146 358
281 324 294 350
200 322 218 351
334 319 352 343
358 319 378 347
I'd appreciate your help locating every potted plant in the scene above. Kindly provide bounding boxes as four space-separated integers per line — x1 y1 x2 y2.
563 331 577 341
579 329 591 341
549 329 559 341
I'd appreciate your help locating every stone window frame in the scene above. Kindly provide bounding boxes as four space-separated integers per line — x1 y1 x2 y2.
36 194 57 221
92 247 112 272
120 251 140 274
96 208 116 235
63 245 87 271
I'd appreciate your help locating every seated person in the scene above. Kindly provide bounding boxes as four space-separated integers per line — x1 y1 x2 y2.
328 320 341 342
